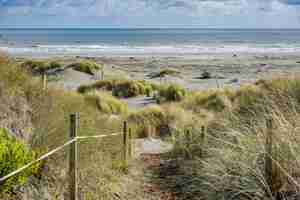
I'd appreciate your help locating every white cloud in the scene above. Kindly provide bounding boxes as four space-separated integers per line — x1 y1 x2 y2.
0 0 299 27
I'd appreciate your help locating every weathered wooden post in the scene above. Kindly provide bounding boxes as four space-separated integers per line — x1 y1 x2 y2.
70 113 79 200
200 126 206 158
42 72 47 90
265 118 274 197
128 127 132 159
101 69 104 80
123 121 128 168
185 129 192 159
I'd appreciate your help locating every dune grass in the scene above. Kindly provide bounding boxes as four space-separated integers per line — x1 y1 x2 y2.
157 78 300 200
21 60 63 74
156 84 187 103
149 69 180 79
0 56 134 200
84 91 128 115
68 60 103 75
78 79 156 98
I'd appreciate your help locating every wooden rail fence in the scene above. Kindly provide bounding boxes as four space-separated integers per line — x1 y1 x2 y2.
0 113 133 200
0 114 282 199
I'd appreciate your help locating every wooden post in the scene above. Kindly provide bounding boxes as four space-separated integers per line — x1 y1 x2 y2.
101 69 104 80
265 118 274 197
200 126 206 158
185 129 191 159
128 128 132 159
70 113 78 200
42 72 47 90
123 121 128 167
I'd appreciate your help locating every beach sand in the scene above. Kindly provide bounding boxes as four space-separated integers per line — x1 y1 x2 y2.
15 53 300 92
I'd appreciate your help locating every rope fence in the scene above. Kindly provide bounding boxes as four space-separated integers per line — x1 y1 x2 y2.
0 113 131 200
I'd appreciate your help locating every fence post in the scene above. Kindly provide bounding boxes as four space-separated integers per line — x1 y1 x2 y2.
128 127 132 159
185 129 191 159
265 118 274 197
123 121 128 168
101 69 104 80
200 126 206 158
42 72 47 90
70 113 79 200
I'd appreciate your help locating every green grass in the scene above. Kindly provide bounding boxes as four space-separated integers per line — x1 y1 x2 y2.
68 61 103 75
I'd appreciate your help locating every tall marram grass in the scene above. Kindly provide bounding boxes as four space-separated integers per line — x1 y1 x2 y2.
0 56 137 200
166 77 300 200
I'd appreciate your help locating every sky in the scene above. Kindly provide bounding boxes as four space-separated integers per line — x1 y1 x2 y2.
0 0 300 28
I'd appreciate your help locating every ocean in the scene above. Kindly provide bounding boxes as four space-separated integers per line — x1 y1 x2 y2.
1 28 300 56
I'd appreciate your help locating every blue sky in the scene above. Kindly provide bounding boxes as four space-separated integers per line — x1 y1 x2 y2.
0 0 300 28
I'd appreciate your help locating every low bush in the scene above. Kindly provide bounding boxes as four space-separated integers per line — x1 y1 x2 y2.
0 129 39 193
128 105 167 137
21 60 63 74
78 79 155 98
156 84 187 103
84 92 128 115
150 69 180 79
182 89 233 113
68 61 102 75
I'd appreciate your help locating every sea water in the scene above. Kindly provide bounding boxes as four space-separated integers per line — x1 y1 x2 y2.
1 28 300 56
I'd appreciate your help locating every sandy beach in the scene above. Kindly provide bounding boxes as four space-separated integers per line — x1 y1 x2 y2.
12 53 300 92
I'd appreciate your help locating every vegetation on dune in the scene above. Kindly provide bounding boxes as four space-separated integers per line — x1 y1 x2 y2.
68 60 103 75
149 68 180 79
0 56 132 199
156 84 187 103
156 78 300 200
0 128 39 193
21 60 63 74
78 79 156 98
5 51 300 200
84 92 128 115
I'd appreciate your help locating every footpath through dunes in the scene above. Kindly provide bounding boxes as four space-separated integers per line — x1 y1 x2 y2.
131 135 180 200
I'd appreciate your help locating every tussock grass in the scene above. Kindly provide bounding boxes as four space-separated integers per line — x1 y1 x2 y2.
150 69 180 79
0 56 133 199
84 91 128 115
21 60 63 74
78 79 156 98
68 60 102 75
164 77 300 199
156 84 187 103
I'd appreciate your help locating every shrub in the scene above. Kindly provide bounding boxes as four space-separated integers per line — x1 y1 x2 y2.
150 69 180 79
0 129 39 193
128 105 167 137
183 90 232 113
84 92 128 115
21 60 62 74
157 84 186 103
68 61 102 75
78 79 155 98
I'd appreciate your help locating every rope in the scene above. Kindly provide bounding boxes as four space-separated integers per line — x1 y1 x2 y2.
0 132 123 183
76 132 122 140
0 138 76 183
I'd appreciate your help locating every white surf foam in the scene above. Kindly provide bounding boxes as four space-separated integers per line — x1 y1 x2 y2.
1 43 300 56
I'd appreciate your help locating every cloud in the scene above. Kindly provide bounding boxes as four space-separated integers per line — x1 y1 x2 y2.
0 0 300 27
